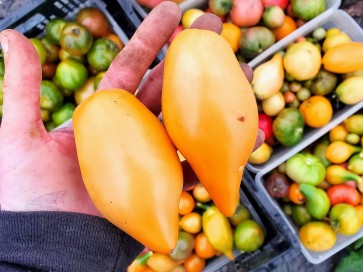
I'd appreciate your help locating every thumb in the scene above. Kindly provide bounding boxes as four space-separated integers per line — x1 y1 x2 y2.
0 29 45 136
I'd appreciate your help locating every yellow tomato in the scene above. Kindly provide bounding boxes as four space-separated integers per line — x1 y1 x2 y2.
299 222 336 252
181 9 205 29
179 212 202 234
221 22 241 53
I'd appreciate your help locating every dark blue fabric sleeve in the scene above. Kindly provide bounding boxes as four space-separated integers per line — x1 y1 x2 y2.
0 211 143 272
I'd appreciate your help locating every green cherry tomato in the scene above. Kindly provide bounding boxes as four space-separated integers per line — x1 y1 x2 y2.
60 22 93 56
55 59 88 91
29 38 47 65
51 102 75 126
40 80 64 112
291 204 313 226
87 38 119 72
45 18 67 45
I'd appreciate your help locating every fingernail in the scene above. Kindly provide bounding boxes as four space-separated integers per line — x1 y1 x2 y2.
0 33 9 55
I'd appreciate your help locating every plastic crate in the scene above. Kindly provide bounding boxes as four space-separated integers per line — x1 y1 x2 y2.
203 170 301 272
246 9 363 174
0 0 129 45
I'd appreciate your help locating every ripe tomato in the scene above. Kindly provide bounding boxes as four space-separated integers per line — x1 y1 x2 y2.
272 16 297 41
221 22 241 53
181 9 205 29
288 183 305 204
195 232 217 259
299 221 336 252
299 95 333 128
192 184 211 203
258 113 273 141
355 205 363 225
179 212 202 234
326 184 361 206
178 191 195 215
184 253 206 272
330 203 361 235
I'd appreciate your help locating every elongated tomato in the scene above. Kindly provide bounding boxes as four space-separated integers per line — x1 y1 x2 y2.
162 29 258 216
73 89 183 254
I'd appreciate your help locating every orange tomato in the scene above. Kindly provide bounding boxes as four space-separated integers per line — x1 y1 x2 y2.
192 183 211 203
178 191 195 215
221 22 241 53
73 89 183 254
272 16 297 41
184 253 206 272
355 205 363 225
195 232 217 259
179 212 202 234
299 95 333 128
106 33 124 50
163 29 258 216
288 183 305 204
329 124 349 142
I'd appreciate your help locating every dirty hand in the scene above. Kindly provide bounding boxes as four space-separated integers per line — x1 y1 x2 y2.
0 2 263 216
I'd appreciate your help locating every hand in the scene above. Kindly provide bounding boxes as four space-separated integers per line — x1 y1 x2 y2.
0 2 263 216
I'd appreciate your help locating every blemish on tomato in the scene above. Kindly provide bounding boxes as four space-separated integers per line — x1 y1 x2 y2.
238 115 245 122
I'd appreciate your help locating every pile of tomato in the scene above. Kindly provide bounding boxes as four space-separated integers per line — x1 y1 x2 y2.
0 6 124 130
264 112 363 252
128 183 265 272
248 26 363 166
166 0 327 62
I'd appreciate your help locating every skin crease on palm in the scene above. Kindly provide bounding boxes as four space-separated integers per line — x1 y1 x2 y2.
0 2 264 216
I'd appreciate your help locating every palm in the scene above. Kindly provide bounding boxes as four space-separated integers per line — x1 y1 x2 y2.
0 126 100 215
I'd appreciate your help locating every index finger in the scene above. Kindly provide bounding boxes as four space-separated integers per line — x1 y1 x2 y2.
97 1 181 92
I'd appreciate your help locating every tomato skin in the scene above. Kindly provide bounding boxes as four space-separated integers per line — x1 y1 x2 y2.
73 89 183 254
184 253 206 272
162 29 258 216
327 184 361 206
194 232 217 259
178 191 195 215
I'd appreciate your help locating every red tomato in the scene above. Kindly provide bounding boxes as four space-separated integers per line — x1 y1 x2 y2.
258 113 273 141
327 184 361 206
262 0 288 9
169 25 184 44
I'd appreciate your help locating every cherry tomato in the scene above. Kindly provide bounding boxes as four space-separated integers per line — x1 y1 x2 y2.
178 191 195 215
192 184 211 203
184 253 205 272
288 183 305 204
179 212 202 234
195 232 217 259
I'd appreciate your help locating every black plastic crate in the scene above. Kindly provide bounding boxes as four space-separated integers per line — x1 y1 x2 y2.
218 170 301 272
117 0 167 68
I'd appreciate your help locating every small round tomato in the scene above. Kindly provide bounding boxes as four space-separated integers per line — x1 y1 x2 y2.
45 18 67 45
330 203 361 235
29 38 47 65
288 183 305 204
181 9 205 29
299 221 336 252
87 38 119 72
184 253 205 272
192 184 211 203
221 22 241 53
179 212 202 234
234 220 265 252
195 232 217 259
299 95 333 128
60 22 93 56
178 191 195 215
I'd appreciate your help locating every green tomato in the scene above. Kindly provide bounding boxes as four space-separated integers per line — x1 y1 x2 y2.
51 102 75 126
40 80 64 111
59 22 93 56
286 152 326 186
87 38 119 72
330 203 361 235
45 18 67 45
291 205 313 226
55 59 88 91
